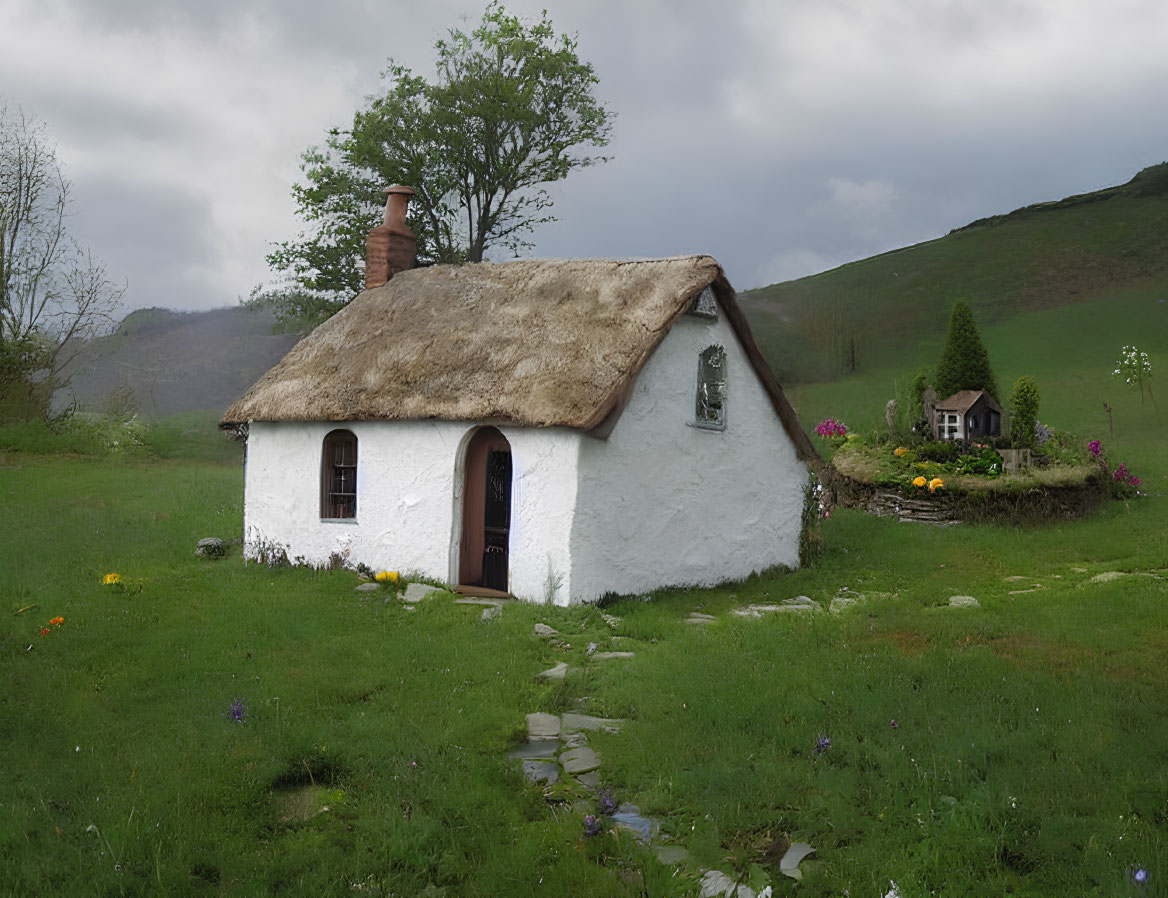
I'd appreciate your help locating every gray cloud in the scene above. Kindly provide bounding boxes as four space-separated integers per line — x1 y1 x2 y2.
67 175 222 311
3 0 1166 309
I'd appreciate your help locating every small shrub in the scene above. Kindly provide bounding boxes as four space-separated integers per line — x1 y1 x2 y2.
916 441 961 463
1010 376 1040 449
935 299 998 398
799 468 825 567
953 446 1004 476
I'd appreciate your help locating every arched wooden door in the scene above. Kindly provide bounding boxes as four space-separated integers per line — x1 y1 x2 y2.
458 427 512 592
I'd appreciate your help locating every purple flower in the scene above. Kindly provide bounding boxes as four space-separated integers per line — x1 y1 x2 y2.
1135 868 1148 883
583 815 602 838
1088 439 1102 457
226 699 247 723
815 418 848 439
814 735 831 755
597 789 618 816
889 718 899 729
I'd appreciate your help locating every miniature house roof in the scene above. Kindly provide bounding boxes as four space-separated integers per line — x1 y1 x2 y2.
935 390 1002 415
221 255 817 460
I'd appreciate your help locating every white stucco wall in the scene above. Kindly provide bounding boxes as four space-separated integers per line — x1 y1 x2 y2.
242 420 580 603
569 311 808 602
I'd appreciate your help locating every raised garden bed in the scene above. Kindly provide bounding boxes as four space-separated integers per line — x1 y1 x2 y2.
826 436 1110 524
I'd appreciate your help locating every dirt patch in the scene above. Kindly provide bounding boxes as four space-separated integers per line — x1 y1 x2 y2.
962 632 1161 683
870 629 932 656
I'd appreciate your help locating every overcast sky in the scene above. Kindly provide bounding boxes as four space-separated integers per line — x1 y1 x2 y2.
3 0 1167 313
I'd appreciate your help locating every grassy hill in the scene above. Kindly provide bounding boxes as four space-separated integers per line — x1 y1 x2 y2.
741 163 1168 384
56 305 299 418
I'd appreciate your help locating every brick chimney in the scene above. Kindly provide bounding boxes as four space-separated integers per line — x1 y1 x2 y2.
365 185 417 289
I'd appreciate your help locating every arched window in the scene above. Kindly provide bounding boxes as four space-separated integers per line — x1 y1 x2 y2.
321 429 358 519
694 344 727 430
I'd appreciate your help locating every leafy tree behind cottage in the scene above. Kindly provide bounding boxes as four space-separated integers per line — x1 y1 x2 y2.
259 3 614 331
934 299 998 399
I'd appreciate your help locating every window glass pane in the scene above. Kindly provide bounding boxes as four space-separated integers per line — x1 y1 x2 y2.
695 344 727 429
322 430 358 518
688 286 718 319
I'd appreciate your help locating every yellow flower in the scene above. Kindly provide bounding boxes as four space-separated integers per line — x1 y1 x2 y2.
894 447 909 457
49 616 64 626
929 477 944 493
375 571 399 584
102 573 121 585
912 476 927 487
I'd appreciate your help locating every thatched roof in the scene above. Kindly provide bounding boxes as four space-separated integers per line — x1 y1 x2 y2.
936 389 1002 415
221 256 817 460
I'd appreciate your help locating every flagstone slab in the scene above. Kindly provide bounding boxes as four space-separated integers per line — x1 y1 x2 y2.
355 582 381 592
402 582 441 603
560 746 600 774
454 597 504 606
575 771 601 789
508 739 559 760
592 651 636 660
948 595 980 608
536 662 569 680
611 806 659 843
733 597 823 617
521 760 560 784
534 623 560 638
561 713 624 734
526 712 561 740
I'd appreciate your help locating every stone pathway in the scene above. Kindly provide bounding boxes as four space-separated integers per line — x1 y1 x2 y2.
510 616 791 893
368 585 812 890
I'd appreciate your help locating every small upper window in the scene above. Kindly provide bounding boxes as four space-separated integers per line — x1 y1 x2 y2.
321 429 358 519
687 286 718 319
694 344 727 430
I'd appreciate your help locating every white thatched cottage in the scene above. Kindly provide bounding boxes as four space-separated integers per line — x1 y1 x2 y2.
221 188 817 604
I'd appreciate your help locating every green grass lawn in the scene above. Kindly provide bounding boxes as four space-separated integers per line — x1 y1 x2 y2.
2 443 1167 895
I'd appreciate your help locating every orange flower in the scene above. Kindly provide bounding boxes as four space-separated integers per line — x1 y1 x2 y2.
912 476 927 488
929 477 944 493
41 628 50 636
894 447 909 457
49 616 64 626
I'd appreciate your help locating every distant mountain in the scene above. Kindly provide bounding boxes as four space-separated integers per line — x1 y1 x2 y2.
740 163 1168 384
57 306 299 417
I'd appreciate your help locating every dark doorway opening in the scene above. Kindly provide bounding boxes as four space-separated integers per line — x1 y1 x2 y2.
458 427 512 592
